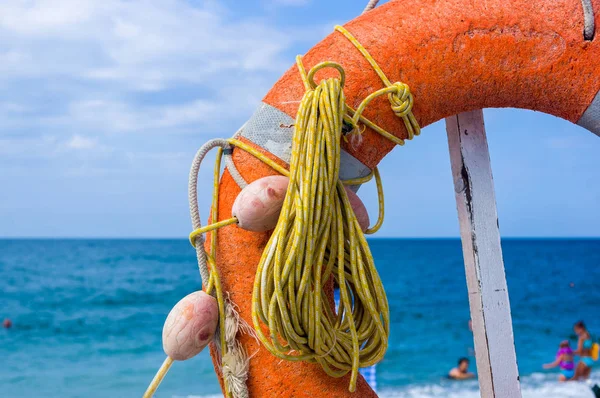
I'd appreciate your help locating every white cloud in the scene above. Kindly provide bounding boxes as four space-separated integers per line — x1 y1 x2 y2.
66 134 97 150
0 0 322 178
0 0 310 144
58 93 260 133
0 0 99 36
0 0 292 90
64 99 219 132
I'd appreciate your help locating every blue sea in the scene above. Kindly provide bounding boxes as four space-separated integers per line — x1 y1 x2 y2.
1 238 599 397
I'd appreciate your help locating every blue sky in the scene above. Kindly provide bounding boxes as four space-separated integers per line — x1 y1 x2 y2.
0 0 598 238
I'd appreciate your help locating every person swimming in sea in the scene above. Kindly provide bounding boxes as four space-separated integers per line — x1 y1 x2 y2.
543 340 575 381
572 320 597 380
448 357 475 380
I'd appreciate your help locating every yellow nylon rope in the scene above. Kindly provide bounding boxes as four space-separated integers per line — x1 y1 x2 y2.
147 24 420 397
251 56 394 393
143 356 174 397
207 148 231 397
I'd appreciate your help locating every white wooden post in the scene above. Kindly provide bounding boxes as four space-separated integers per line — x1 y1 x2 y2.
445 110 522 398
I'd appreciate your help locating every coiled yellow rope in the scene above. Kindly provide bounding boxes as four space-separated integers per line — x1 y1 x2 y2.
197 26 418 394
248 26 421 392
250 61 376 393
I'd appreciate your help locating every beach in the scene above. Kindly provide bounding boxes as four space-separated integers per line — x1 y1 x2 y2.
2 238 599 397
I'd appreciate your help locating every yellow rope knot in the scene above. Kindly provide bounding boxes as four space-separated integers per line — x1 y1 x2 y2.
333 24 421 144
388 82 413 118
388 81 419 140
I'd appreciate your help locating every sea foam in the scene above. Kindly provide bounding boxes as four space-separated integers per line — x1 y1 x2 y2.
378 373 599 398
176 374 600 398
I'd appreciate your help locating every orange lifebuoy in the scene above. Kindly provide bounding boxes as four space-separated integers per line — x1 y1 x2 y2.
206 0 600 396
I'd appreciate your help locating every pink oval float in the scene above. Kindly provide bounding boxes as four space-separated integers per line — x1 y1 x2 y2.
162 291 219 361
232 175 370 233
232 175 289 232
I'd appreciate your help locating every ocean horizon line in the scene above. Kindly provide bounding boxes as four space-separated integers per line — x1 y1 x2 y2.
1 236 599 240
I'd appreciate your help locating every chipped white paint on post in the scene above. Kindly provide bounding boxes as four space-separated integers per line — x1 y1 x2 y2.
445 110 521 398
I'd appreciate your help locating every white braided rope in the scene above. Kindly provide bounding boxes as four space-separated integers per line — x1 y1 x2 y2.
188 136 256 398
362 0 380 14
225 125 248 189
188 138 230 287
581 0 596 41
224 155 247 188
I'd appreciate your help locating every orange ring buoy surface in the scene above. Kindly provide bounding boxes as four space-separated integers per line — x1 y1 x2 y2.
206 0 600 396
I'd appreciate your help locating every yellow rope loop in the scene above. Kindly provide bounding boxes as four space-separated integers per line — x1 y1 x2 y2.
227 138 290 177
189 217 238 247
296 55 311 90
341 170 373 186
333 25 391 87
347 105 407 146
365 167 384 235
306 61 346 89
334 24 421 142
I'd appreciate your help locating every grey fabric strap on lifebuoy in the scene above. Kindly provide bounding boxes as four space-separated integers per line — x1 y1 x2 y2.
240 92 600 176
240 102 372 192
577 90 600 137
